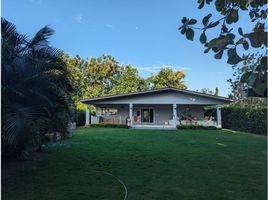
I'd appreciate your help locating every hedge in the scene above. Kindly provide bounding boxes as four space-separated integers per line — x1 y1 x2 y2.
221 106 267 135
177 125 220 130
90 124 129 128
205 106 267 135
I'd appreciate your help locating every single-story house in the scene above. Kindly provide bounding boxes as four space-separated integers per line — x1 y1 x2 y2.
81 87 232 129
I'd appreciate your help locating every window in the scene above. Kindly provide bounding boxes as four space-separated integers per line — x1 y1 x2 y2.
100 107 118 115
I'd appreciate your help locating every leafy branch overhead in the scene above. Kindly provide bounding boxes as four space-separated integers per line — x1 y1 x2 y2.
179 0 267 97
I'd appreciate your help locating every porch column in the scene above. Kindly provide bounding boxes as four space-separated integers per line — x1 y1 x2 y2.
216 105 222 128
85 104 90 126
129 104 133 127
173 104 177 128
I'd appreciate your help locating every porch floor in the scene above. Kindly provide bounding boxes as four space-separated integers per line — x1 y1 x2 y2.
132 124 176 130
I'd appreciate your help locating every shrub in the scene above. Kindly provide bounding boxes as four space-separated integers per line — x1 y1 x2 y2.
176 125 219 130
2 19 73 158
75 109 86 127
90 124 129 128
221 106 267 135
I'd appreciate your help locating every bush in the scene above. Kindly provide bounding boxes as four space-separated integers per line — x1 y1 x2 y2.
221 106 267 135
176 125 219 130
75 109 86 127
90 124 129 128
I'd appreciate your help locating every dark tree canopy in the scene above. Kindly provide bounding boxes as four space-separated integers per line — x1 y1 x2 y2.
2 18 73 157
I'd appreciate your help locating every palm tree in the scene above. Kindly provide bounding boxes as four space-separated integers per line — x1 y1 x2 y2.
1 18 73 157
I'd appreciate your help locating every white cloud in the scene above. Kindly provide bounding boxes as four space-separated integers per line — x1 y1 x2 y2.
137 67 157 74
75 14 83 24
137 64 192 75
179 67 193 71
105 24 114 28
27 0 42 4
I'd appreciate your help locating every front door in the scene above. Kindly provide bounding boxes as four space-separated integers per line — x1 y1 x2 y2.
141 108 154 123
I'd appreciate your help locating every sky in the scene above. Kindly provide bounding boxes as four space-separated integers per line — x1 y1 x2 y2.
2 0 252 97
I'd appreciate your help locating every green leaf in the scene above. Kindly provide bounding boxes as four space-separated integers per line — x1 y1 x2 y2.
260 56 267 68
261 32 267 47
240 71 251 82
226 10 239 24
247 32 262 48
181 28 187 34
257 56 268 71
215 0 225 12
199 32 207 44
181 17 187 24
198 0 205 9
226 33 235 40
248 73 257 86
188 19 197 25
204 48 210 53
221 25 228 33
186 28 194 41
236 38 244 45
202 14 212 26
227 48 243 65
242 40 249 50
238 27 243 36
212 46 219 52
252 77 267 96
231 10 239 23
207 21 220 28
214 50 224 59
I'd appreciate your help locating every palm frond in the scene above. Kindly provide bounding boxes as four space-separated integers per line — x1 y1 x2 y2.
28 25 54 49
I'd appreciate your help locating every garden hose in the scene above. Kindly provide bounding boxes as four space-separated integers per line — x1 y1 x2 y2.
94 170 128 200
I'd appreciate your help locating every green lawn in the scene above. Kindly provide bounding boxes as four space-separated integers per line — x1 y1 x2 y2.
2 128 267 200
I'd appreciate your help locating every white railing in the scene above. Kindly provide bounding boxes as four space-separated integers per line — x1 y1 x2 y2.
178 119 217 127
91 115 123 124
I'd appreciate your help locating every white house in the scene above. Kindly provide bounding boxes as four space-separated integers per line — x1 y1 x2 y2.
81 88 232 129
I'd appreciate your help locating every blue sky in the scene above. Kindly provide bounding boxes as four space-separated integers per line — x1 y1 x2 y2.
3 0 252 97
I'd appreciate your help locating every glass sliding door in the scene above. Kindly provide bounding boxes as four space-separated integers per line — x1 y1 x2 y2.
141 108 154 123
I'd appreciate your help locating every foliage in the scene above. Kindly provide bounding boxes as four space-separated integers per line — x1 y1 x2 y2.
61 54 86 106
85 54 122 95
75 109 86 127
90 124 129 128
176 125 219 130
62 54 121 107
110 65 148 94
232 97 267 106
221 105 267 135
64 53 189 114
197 88 213 94
1 18 73 157
228 53 267 100
147 67 187 89
206 105 267 135
214 86 219 96
179 0 267 97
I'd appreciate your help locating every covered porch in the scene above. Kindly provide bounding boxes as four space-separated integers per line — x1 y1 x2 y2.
85 103 222 129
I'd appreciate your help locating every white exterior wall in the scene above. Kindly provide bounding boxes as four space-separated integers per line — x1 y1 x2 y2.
133 105 173 125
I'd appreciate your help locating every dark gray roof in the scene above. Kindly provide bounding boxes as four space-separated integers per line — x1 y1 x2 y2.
81 87 232 103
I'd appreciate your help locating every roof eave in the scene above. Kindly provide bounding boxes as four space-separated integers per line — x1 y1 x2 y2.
80 87 232 103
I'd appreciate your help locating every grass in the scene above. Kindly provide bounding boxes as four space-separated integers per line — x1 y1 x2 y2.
2 128 267 200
